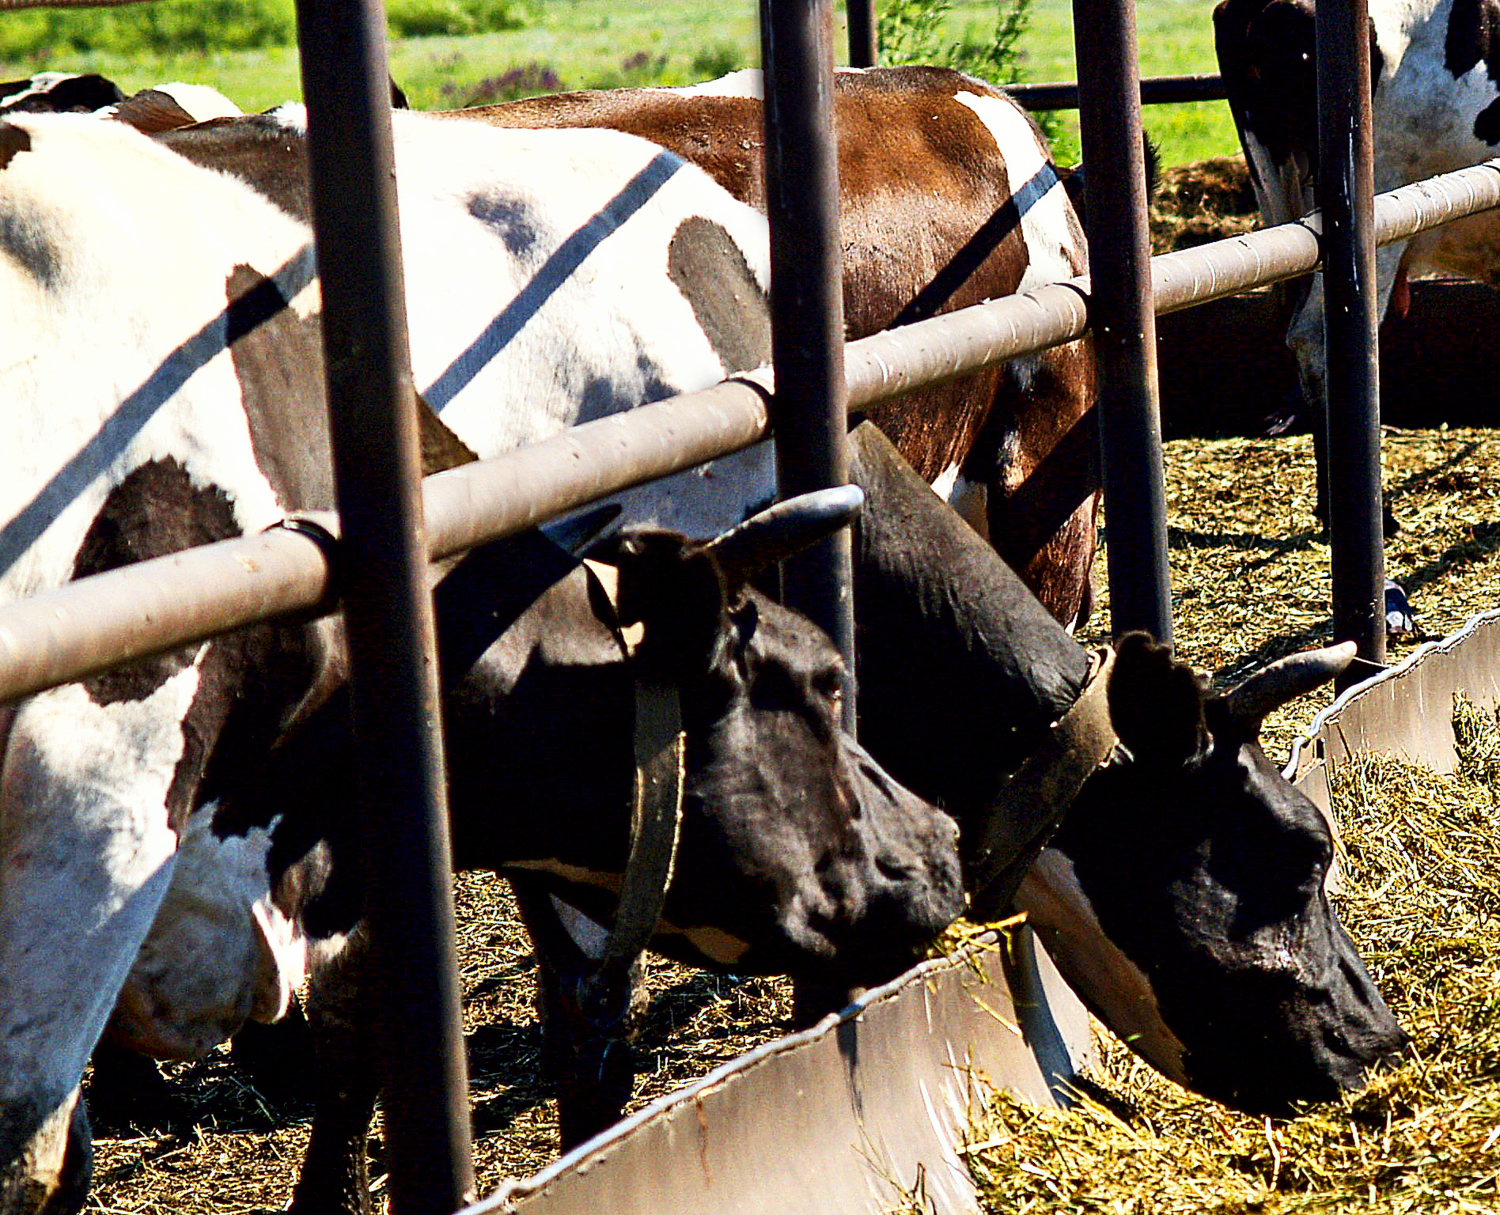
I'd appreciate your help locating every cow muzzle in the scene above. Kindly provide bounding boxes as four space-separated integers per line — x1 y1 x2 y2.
808 736 965 981
0 1091 91 1215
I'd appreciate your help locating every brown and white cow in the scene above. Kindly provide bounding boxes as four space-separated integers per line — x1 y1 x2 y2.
449 65 1100 628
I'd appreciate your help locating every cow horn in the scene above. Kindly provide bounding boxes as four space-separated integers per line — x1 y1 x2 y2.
705 486 864 577
1221 641 1357 727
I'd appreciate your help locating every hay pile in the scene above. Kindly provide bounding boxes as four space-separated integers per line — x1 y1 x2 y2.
1079 428 1500 758
1149 156 1260 255
963 697 1500 1214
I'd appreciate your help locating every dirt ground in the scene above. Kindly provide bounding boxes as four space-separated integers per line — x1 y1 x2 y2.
81 154 1500 1213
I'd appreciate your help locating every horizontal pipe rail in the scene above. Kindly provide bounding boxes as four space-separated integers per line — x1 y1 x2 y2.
1007 73 1226 112
0 159 1494 705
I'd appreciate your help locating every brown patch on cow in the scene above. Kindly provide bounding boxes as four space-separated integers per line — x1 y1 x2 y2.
157 117 313 225
0 123 29 171
667 215 771 374
73 458 240 709
110 89 200 136
453 90 770 208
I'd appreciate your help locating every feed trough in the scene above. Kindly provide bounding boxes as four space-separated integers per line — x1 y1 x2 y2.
467 928 1090 1215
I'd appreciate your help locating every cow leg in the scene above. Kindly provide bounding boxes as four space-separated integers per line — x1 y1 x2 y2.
509 877 641 1150
289 934 379 1215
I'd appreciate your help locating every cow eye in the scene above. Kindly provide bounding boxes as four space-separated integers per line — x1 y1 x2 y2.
748 664 804 713
812 667 844 707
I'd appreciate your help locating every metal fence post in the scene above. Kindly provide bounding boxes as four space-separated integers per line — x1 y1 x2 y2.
293 0 475 1211
759 0 858 729
1317 0 1386 684
847 0 877 66
1073 0 1174 645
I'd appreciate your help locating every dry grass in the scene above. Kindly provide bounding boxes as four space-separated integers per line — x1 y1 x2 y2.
1078 428 1500 759
963 697 1500 1214
1149 155 1260 254
85 880 794 1212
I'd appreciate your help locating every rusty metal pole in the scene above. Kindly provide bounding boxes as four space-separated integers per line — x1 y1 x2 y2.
1317 0 1386 685
759 0 857 728
293 0 474 1212
847 0 877 66
1073 0 1173 645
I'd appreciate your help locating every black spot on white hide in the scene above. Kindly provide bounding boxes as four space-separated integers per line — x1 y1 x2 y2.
72 457 239 706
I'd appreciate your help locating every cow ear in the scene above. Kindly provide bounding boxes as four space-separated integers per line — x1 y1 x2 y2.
1108 631 1209 765
603 530 729 680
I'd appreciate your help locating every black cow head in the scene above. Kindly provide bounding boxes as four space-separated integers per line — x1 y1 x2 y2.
1020 633 1408 1114
597 523 964 983
841 421 1404 1114
261 507 962 995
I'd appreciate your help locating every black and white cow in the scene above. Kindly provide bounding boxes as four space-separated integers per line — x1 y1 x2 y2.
274 421 1409 1215
0 72 122 114
0 71 240 125
1216 0 1500 557
0 108 963 1215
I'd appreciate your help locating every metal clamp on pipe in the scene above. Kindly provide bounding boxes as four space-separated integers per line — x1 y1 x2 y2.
264 511 345 619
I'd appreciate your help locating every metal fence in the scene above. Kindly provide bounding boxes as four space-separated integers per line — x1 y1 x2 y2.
2 0 1497 1211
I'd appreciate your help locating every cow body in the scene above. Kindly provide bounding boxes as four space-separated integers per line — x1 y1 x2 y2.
453 66 1099 626
1216 0 1500 531
0 108 963 1215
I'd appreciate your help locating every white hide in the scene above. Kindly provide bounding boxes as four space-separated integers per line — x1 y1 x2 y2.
111 807 305 1060
1244 0 1500 397
665 68 767 98
149 82 243 121
952 90 1086 294
365 106 777 537
0 107 779 1176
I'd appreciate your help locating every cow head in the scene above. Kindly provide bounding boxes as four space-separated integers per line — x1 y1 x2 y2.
248 507 961 1005
596 521 965 983
1019 633 1408 1113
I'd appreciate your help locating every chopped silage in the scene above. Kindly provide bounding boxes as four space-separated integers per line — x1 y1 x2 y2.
962 697 1500 1215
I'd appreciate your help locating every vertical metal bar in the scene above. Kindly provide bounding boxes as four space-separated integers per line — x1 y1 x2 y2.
293 1 474 1212
1317 0 1386 684
1073 0 1173 645
847 0 877 67
759 0 858 729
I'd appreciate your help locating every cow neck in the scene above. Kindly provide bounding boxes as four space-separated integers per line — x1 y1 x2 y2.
578 559 686 999
848 423 1094 823
965 644 1117 919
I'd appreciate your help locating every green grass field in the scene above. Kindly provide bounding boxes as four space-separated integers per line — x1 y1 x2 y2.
0 0 1240 166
